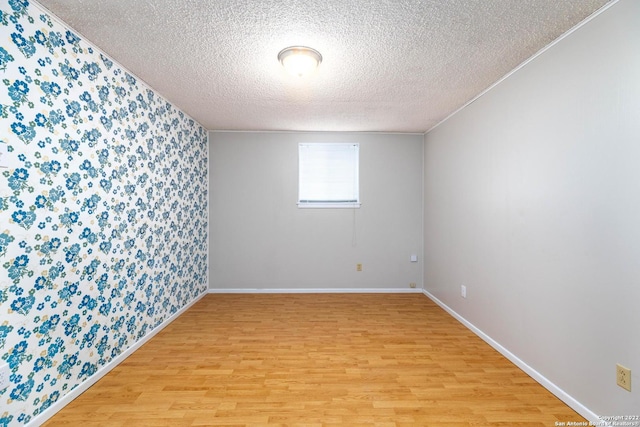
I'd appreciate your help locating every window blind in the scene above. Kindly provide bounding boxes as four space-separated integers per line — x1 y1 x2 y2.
298 143 360 208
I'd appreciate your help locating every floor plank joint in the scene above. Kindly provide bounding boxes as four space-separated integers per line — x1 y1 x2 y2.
45 294 586 426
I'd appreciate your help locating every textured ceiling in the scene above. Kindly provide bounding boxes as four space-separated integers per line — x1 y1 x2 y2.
34 0 610 133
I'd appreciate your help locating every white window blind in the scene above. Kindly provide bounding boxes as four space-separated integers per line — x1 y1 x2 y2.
298 143 360 208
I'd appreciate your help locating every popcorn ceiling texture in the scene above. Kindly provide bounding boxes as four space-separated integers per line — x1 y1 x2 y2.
34 0 610 132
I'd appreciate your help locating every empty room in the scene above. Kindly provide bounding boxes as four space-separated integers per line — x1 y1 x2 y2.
1 0 638 425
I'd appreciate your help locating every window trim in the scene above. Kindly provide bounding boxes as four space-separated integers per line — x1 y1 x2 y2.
297 201 361 209
297 142 361 209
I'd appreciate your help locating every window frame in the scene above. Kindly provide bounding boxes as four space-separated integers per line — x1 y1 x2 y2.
297 142 361 209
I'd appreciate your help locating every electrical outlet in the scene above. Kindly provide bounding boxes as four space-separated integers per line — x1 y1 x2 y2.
617 364 631 391
461 285 467 298
409 282 416 288
0 363 10 391
356 263 362 272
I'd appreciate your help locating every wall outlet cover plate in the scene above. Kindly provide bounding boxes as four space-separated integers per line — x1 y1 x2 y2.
616 364 631 391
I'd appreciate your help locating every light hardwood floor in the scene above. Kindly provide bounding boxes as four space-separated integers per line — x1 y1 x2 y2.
44 294 586 426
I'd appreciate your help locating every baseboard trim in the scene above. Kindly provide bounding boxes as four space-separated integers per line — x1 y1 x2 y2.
27 289 208 427
28 288 596 425
208 287 423 294
421 289 600 424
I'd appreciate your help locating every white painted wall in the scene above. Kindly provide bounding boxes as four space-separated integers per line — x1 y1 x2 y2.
209 131 423 291
423 0 639 417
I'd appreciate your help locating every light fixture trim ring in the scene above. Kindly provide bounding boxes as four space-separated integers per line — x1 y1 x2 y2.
277 46 323 67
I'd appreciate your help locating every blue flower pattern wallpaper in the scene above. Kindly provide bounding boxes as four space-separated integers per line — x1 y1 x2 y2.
0 1 209 425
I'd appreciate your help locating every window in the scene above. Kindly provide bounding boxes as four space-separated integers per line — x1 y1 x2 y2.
298 143 360 208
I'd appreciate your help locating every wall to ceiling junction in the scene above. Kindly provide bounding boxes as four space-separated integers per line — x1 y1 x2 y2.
209 131 423 292
0 2 208 425
423 0 639 417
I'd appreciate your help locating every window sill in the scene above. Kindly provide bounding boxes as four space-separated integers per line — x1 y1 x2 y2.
297 202 361 209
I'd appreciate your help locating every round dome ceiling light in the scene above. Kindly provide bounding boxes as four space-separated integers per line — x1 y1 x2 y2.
278 46 322 77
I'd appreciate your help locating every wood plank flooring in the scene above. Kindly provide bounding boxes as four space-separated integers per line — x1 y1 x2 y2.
44 294 586 426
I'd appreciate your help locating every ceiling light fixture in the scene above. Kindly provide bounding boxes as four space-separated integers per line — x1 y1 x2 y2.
278 46 322 77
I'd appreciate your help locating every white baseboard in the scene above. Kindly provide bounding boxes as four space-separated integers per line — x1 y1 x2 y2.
27 289 208 427
208 287 423 294
29 288 597 425
421 289 601 424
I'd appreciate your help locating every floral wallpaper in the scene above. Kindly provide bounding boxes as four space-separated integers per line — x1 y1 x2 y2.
0 1 209 425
